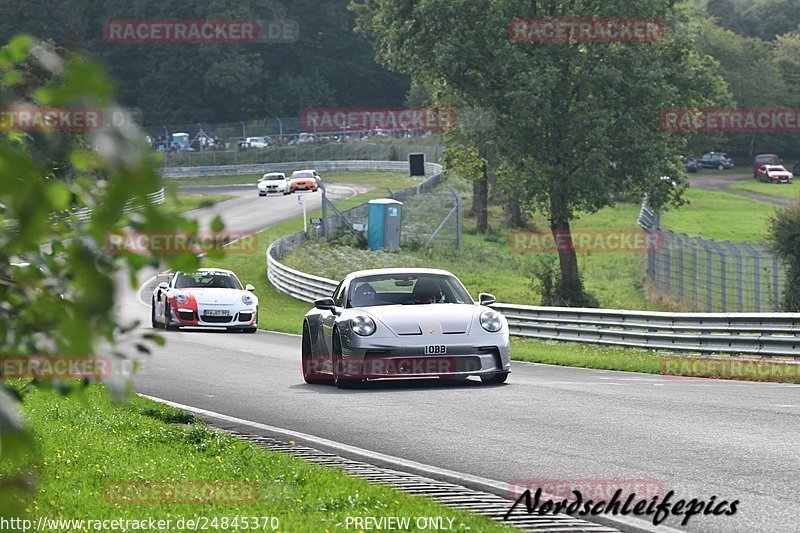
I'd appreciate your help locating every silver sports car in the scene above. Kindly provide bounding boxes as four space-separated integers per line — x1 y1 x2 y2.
301 268 511 388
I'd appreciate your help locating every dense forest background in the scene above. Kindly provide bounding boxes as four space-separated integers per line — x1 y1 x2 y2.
0 0 410 124
0 0 797 159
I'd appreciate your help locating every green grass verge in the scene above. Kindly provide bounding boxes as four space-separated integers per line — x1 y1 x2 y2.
166 171 418 189
511 338 800 383
1 384 512 531
660 188 778 242
727 180 800 201
161 191 235 214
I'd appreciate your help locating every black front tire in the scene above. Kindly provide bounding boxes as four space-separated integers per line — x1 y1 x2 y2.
164 302 178 331
151 298 158 328
333 331 361 389
481 372 509 385
302 322 333 385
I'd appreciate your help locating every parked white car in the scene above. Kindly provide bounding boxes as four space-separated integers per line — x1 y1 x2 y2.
258 173 291 196
240 136 271 149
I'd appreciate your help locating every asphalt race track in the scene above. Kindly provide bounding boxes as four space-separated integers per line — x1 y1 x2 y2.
121 183 800 533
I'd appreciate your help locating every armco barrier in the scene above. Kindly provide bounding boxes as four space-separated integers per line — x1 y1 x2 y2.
161 160 442 179
68 188 166 222
266 235 800 358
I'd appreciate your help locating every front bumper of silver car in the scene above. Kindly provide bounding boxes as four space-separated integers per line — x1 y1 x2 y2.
336 341 510 379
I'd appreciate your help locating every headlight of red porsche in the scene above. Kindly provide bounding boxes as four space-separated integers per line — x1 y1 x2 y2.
173 292 189 304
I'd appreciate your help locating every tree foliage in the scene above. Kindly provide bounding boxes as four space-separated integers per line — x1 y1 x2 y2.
0 0 410 125
706 0 800 42
768 202 800 312
0 35 204 516
353 0 726 304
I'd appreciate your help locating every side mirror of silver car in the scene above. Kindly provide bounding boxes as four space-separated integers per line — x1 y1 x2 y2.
478 293 496 306
315 297 336 310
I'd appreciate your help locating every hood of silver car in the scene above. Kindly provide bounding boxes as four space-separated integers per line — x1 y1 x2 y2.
365 304 476 335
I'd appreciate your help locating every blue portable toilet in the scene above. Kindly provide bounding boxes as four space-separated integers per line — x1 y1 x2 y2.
367 199 403 251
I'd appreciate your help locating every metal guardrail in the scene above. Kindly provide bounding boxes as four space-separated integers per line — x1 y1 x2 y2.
68 188 166 222
267 231 338 302
266 234 800 358
162 160 442 179
492 303 800 357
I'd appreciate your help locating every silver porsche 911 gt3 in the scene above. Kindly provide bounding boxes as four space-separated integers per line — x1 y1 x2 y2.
301 268 511 388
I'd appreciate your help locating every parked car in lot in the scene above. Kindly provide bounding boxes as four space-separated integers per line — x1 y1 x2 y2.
239 136 271 149
289 133 319 145
289 169 320 192
301 268 511 388
681 155 700 173
756 165 793 184
696 152 734 170
753 154 781 178
151 269 258 333
257 172 290 196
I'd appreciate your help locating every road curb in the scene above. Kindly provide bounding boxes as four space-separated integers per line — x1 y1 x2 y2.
140 394 686 533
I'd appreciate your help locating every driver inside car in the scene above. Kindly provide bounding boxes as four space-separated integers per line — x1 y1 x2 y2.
410 278 445 304
351 283 378 307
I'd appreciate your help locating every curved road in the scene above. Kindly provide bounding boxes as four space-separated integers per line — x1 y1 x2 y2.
119 182 799 533
688 172 795 207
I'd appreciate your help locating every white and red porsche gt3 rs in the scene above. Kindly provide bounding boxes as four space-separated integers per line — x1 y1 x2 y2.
151 268 258 333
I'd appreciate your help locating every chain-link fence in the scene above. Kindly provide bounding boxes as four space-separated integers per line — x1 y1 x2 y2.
143 117 445 167
317 172 461 251
157 141 446 167
646 230 784 312
390 181 461 250
640 200 785 312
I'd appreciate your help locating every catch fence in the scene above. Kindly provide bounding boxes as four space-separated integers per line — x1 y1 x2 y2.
639 200 785 312
317 164 461 251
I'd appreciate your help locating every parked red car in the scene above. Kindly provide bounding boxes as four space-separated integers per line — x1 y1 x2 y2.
753 154 781 178
756 165 793 184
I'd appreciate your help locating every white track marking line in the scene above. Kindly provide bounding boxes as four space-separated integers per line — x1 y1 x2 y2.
139 394 685 533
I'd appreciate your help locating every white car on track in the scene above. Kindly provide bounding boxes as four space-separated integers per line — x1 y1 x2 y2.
151 269 258 333
258 173 291 196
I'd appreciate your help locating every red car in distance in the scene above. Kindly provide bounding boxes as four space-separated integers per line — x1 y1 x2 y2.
753 154 781 178
756 165 793 184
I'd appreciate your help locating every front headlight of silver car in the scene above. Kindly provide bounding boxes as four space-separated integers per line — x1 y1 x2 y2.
242 293 254 305
480 310 503 332
351 315 376 336
173 292 189 304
